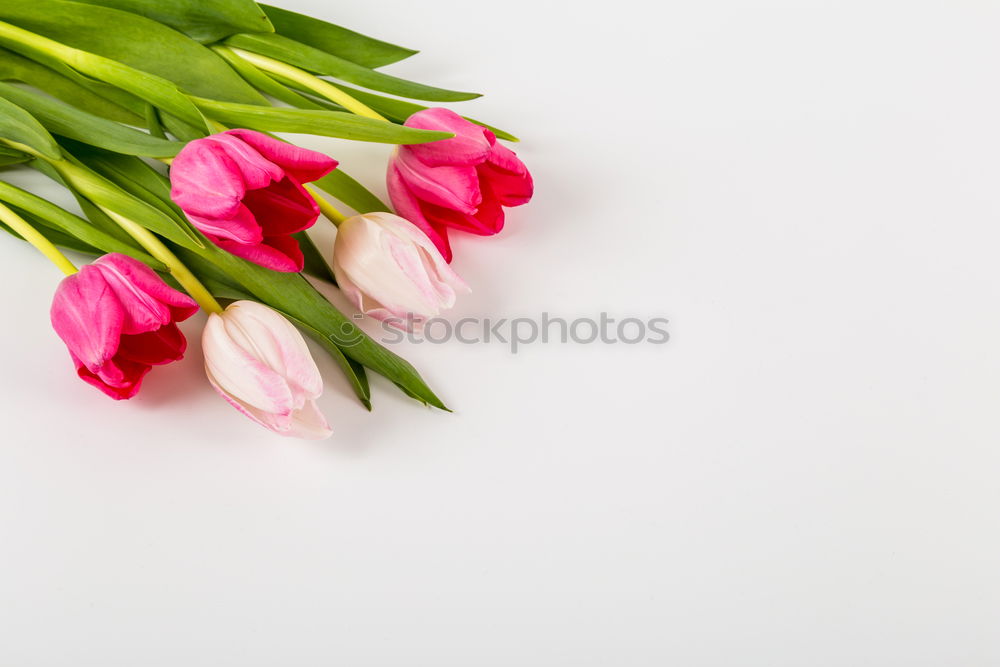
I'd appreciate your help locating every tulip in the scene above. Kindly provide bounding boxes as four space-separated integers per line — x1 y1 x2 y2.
387 108 533 262
202 301 332 439
332 212 469 331
170 129 338 272
50 253 198 400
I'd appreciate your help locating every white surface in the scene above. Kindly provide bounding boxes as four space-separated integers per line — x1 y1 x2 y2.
1 0 999 664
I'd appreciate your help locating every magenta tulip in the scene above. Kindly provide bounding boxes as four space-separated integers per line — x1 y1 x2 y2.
50 253 198 400
387 108 533 262
170 129 338 272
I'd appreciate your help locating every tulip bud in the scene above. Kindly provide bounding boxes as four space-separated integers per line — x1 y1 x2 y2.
387 108 533 262
332 212 469 332
202 300 332 439
170 130 338 272
50 253 198 400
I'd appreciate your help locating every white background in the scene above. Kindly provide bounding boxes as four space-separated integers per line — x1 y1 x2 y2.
1 0 999 664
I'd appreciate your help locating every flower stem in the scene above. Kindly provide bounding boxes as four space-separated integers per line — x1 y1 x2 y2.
224 47 387 121
306 185 347 227
104 210 224 314
0 200 77 275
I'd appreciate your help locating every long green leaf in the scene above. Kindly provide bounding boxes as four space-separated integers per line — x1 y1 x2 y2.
0 95 59 158
0 48 142 124
0 19 209 131
0 0 267 104
293 230 336 284
0 179 163 267
312 169 389 214
212 44 323 109
0 143 31 165
0 82 181 157
44 156 205 250
66 145 192 230
192 97 454 144
71 0 274 44
261 4 416 69
0 207 103 255
225 33 480 102
278 76 521 142
283 312 372 410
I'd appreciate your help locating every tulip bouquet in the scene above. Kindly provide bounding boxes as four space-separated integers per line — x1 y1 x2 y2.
0 0 532 438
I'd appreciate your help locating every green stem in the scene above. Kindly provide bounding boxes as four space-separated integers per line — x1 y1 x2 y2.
306 184 347 226
223 46 387 121
0 200 77 275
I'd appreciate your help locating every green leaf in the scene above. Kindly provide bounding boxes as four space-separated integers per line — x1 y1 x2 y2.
279 78 521 142
0 82 181 157
211 44 323 109
0 94 59 158
261 4 416 69
225 33 480 102
0 207 97 256
283 312 372 410
312 168 389 214
191 97 454 144
160 112 209 142
0 0 268 105
0 48 143 124
0 19 209 131
65 144 188 223
0 143 31 165
46 156 205 250
0 178 164 267
70 0 274 44
144 104 167 139
293 230 336 284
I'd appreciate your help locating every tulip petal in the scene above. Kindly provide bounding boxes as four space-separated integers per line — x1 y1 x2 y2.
242 177 321 236
51 265 124 373
170 139 252 220
394 148 482 214
187 202 264 246
94 254 198 333
76 356 150 400
226 129 338 183
386 164 452 261
214 236 304 273
204 133 285 191
403 108 493 167
203 311 295 416
116 324 187 366
417 186 505 236
286 400 334 439
214 302 323 401
482 142 534 207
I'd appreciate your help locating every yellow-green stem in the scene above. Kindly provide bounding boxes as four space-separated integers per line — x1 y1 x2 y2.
0 200 77 275
224 47 387 121
306 185 347 226
104 210 223 314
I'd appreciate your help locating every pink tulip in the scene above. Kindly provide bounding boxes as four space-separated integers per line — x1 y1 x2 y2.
202 301 332 439
387 108 533 262
170 129 338 272
332 212 468 332
50 253 198 400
